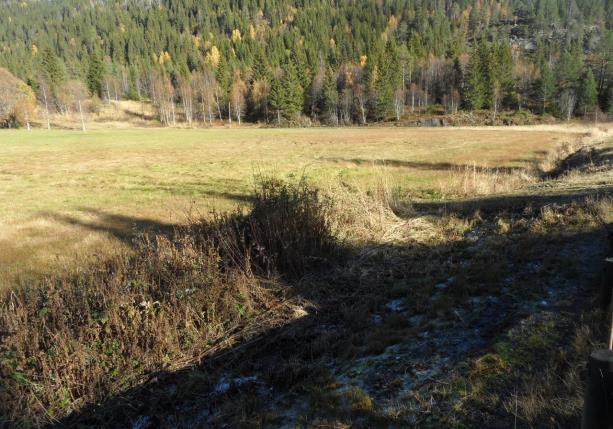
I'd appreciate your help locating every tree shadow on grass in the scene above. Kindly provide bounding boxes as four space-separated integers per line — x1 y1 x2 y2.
41 209 177 246
29 189 613 428
411 184 613 217
323 157 526 174
119 182 255 204
546 145 613 179
39 190 253 246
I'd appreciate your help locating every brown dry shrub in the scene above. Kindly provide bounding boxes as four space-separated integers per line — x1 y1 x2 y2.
324 174 412 245
0 178 335 426
0 67 36 128
198 177 335 277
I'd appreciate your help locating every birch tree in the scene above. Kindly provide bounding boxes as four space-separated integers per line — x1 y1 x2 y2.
178 74 194 126
230 71 247 125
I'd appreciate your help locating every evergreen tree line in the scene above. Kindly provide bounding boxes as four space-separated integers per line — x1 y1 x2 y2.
0 0 610 125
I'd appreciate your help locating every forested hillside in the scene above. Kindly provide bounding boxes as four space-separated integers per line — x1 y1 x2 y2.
0 0 611 125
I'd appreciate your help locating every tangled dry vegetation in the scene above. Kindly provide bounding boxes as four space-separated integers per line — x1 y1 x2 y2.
0 179 336 426
0 132 611 427
436 137 591 198
0 169 429 427
181 188 610 428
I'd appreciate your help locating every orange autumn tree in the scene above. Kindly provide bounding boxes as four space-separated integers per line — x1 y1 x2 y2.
0 68 36 128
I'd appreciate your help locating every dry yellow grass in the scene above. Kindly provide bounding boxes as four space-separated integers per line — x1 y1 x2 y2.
1 118 611 427
0 124 603 287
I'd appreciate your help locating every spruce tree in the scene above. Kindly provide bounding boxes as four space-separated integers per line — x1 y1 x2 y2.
269 71 284 124
555 49 583 119
248 47 270 121
40 48 65 90
250 47 269 83
216 57 231 118
535 59 556 113
279 59 304 118
373 48 395 120
466 41 487 109
127 66 141 100
322 67 339 124
494 43 514 105
556 50 582 91
293 47 311 95
452 57 465 104
578 68 598 118
86 51 105 97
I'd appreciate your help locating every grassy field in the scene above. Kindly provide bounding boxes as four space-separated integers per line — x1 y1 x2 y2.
0 126 589 286
1 123 612 427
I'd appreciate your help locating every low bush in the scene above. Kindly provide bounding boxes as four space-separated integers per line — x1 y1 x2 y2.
205 177 335 278
0 178 335 426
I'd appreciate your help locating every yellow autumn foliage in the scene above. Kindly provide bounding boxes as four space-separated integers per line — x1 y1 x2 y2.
0 67 36 127
205 46 221 68
158 51 171 65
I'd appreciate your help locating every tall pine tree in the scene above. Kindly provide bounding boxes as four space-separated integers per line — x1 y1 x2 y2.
277 58 304 119
466 40 488 109
86 51 105 97
322 66 339 124
578 68 598 118
535 59 556 113
39 48 65 91
373 45 398 120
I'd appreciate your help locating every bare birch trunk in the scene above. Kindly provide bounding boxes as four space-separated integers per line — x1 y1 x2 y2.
78 100 86 131
42 86 51 129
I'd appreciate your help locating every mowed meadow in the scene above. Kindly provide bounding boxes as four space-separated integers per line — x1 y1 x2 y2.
0 126 586 286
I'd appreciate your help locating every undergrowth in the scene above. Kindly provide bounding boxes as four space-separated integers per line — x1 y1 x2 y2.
0 178 335 427
1 135 609 427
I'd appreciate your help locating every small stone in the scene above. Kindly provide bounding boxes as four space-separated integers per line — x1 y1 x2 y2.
132 416 151 429
214 378 230 394
409 315 424 326
385 299 405 312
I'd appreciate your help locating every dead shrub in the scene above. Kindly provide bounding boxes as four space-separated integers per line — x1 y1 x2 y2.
0 178 336 426
246 178 335 276
195 177 335 279
325 174 412 245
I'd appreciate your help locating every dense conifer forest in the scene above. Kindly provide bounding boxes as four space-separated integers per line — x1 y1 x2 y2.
0 0 611 125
